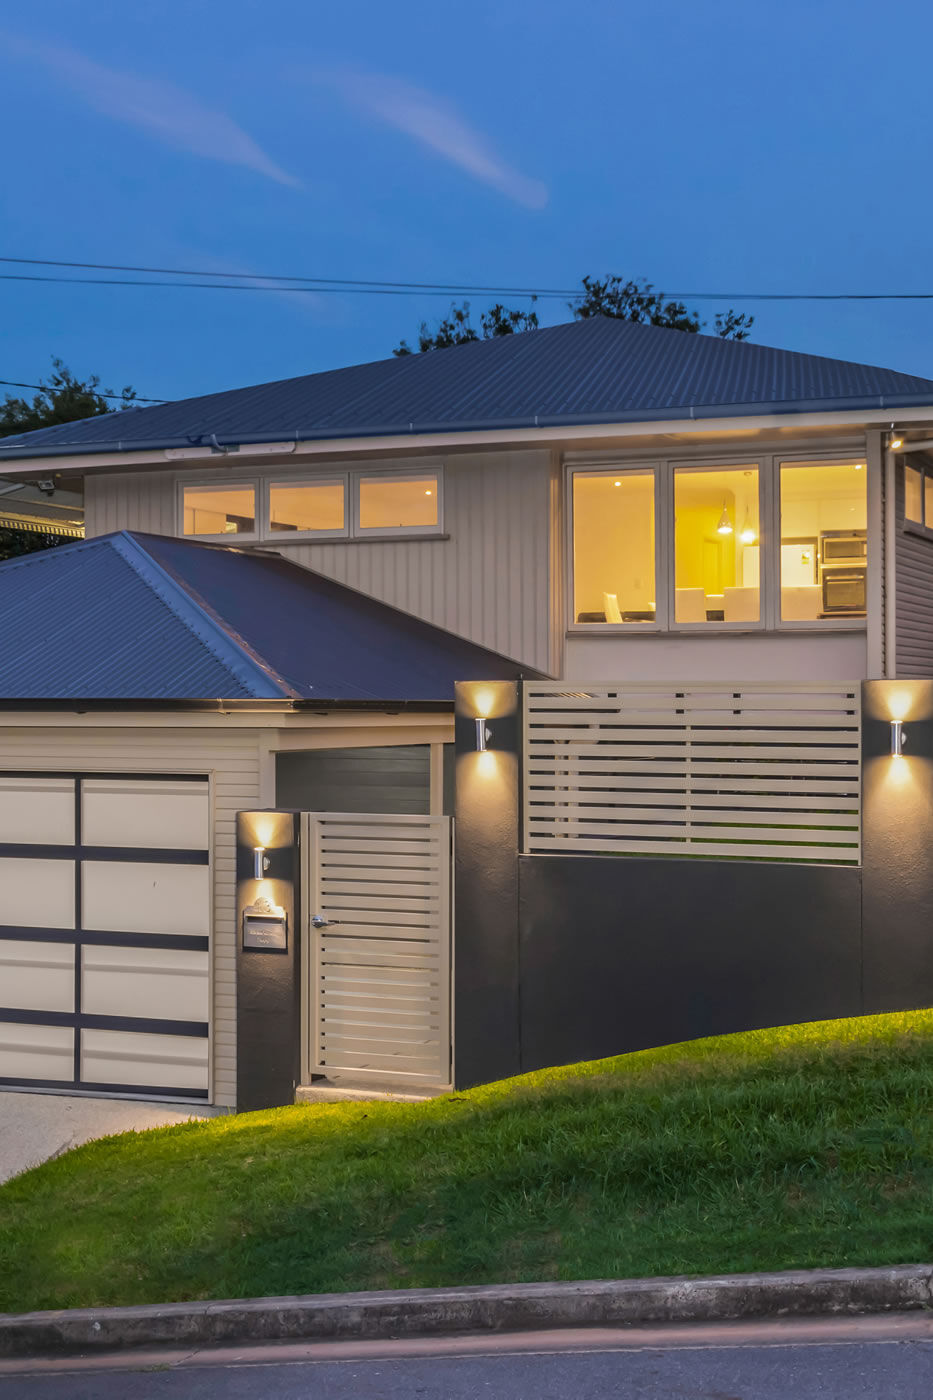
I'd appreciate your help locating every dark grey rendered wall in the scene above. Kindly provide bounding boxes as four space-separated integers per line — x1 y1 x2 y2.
895 456 933 677
276 746 431 814
518 857 862 1073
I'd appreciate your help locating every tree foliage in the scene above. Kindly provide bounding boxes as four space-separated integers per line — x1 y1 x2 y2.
0 358 137 439
394 275 753 353
394 300 539 355
0 359 139 561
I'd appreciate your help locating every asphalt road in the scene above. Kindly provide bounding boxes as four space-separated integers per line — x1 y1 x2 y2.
3 1315 932 1399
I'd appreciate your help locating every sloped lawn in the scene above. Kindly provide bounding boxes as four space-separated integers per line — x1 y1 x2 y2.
1 1010 932 1313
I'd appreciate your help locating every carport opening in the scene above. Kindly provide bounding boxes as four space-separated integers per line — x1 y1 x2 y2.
275 745 454 816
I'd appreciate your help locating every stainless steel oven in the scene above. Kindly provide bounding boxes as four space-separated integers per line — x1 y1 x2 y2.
821 568 866 615
820 530 867 567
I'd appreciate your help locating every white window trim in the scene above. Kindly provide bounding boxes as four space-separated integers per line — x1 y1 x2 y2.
567 464 663 631
566 452 870 636
179 477 261 543
353 468 444 539
264 474 350 541
178 464 445 543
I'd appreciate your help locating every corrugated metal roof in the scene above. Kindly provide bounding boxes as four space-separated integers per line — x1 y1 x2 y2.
3 316 933 461
0 531 537 700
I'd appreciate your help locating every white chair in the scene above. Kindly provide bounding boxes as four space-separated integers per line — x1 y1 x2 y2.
675 588 707 623
723 587 760 623
602 591 623 624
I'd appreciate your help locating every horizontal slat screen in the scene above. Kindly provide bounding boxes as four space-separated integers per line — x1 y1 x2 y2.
523 683 861 866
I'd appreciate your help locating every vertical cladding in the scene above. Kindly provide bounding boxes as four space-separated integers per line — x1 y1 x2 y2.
85 472 176 537
0 723 262 1107
81 452 554 672
894 458 933 677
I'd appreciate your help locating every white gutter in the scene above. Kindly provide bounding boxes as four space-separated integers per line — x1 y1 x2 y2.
2 404 933 477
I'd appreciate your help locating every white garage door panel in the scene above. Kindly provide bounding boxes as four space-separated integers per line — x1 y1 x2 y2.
0 1021 73 1080
82 781 209 851
0 940 74 1012
0 858 75 929
81 1028 209 1091
0 779 75 845
82 862 210 936
82 946 209 1022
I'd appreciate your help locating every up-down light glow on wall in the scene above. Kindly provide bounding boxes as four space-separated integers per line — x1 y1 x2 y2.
253 846 271 879
891 720 906 757
475 718 492 752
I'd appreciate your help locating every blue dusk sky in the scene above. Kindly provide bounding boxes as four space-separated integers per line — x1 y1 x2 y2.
2 0 933 405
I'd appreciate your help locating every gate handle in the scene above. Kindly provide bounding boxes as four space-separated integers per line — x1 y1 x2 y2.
311 914 339 929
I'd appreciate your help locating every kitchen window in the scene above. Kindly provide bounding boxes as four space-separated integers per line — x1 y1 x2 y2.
572 469 656 624
779 461 867 622
569 455 868 632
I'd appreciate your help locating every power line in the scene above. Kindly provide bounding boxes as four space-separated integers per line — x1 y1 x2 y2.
0 256 572 298
0 378 165 404
4 255 933 302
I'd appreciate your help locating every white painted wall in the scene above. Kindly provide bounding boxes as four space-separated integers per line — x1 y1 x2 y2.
564 631 868 683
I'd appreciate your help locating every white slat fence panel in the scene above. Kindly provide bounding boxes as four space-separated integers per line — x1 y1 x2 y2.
307 814 452 1087
523 682 861 866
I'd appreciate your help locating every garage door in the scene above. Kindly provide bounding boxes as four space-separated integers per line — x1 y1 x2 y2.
0 773 211 1100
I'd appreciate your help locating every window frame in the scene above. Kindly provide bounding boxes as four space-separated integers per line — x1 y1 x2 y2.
567 464 663 631
668 460 766 633
902 460 933 542
774 454 869 633
566 450 870 636
264 474 350 541
177 464 445 543
179 478 260 543
353 468 444 539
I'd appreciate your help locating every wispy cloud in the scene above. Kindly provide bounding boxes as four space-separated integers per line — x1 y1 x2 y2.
6 35 301 188
320 68 547 210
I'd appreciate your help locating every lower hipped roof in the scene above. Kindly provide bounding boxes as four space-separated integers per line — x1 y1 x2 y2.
0 532 541 702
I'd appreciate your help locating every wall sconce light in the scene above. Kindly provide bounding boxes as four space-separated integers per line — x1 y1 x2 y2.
475 718 492 752
253 846 271 879
891 720 906 757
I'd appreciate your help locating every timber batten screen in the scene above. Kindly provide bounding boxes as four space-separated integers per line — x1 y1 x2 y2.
523 683 861 865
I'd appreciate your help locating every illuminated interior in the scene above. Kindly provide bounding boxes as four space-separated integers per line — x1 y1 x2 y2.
358 475 438 530
906 466 923 523
572 471 655 622
780 462 867 620
183 485 256 536
269 480 345 533
674 467 760 623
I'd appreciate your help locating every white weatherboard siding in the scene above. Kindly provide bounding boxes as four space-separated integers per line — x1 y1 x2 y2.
0 725 262 1107
83 450 556 673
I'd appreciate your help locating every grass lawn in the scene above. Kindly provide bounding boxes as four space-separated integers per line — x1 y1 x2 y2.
1 1010 932 1314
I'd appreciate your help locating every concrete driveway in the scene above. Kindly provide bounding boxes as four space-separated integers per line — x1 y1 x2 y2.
0 1091 221 1184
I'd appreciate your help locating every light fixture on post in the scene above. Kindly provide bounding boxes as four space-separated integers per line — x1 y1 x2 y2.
716 502 733 536
253 846 271 879
475 717 492 752
891 720 906 757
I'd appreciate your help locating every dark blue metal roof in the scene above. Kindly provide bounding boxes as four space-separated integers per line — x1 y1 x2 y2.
3 316 933 461
0 531 537 701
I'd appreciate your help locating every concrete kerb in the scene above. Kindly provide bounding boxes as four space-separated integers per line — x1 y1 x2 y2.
1 1265 931 1358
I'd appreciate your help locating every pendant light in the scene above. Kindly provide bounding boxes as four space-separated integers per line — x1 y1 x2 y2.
740 509 756 544
716 502 733 536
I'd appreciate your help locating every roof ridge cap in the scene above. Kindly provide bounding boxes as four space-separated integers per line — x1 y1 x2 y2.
111 532 291 698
